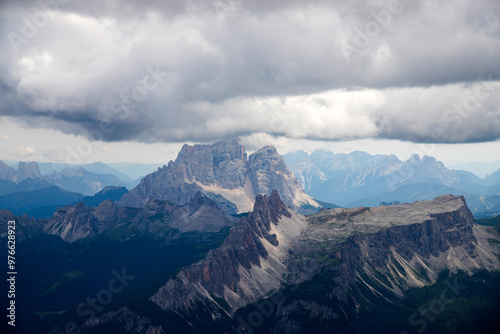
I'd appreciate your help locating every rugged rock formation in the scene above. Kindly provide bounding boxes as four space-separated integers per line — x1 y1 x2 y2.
152 190 306 315
0 161 42 183
247 146 315 214
289 195 499 304
44 192 236 242
0 209 45 242
45 201 112 242
16 161 42 182
151 194 500 325
118 138 320 214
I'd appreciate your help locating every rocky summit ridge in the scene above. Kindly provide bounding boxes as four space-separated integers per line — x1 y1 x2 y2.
150 193 500 325
118 138 320 214
151 190 307 315
44 191 236 243
0 161 41 182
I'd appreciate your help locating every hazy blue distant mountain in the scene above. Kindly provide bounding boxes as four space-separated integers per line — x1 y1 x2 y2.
0 186 84 216
80 186 129 207
79 162 134 182
106 162 165 180
450 160 500 178
31 161 69 175
346 183 460 207
486 168 500 185
0 161 16 181
8 186 128 219
15 161 135 182
12 177 54 191
0 160 42 182
45 167 130 196
0 179 16 196
282 150 309 166
346 183 500 217
0 161 135 196
284 150 500 210
0 178 54 196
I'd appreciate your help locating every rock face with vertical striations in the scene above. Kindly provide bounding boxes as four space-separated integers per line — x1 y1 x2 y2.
118 138 320 214
151 190 307 316
149 193 500 329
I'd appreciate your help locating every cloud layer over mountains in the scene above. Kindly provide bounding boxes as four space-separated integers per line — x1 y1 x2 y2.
1 0 499 144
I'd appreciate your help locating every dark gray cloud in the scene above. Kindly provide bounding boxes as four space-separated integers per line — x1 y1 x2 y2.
0 0 499 144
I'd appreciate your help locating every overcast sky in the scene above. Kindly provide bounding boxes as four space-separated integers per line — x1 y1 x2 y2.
0 0 499 165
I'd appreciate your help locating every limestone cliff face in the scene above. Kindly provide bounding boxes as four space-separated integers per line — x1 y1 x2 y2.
247 146 313 214
151 190 305 316
175 138 247 189
327 203 480 302
118 138 319 214
285 195 500 304
150 194 500 324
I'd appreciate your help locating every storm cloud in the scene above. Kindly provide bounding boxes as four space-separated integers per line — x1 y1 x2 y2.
0 0 499 144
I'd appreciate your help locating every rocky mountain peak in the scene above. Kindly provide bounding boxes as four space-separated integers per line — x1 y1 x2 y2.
245 190 292 246
144 198 177 215
188 191 218 212
152 194 500 326
93 200 119 223
152 191 307 313
173 138 247 189
249 145 278 158
0 161 42 183
253 190 291 226
45 202 97 242
95 199 116 210
16 161 41 182
119 138 319 214
95 186 127 196
247 144 314 213
408 153 421 163
0 161 16 181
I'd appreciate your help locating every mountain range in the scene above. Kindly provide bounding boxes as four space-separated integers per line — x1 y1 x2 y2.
2 189 498 333
0 160 133 196
0 160 159 183
450 160 500 178
1 138 500 333
3 141 499 220
283 150 500 217
118 138 321 215
149 192 499 333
